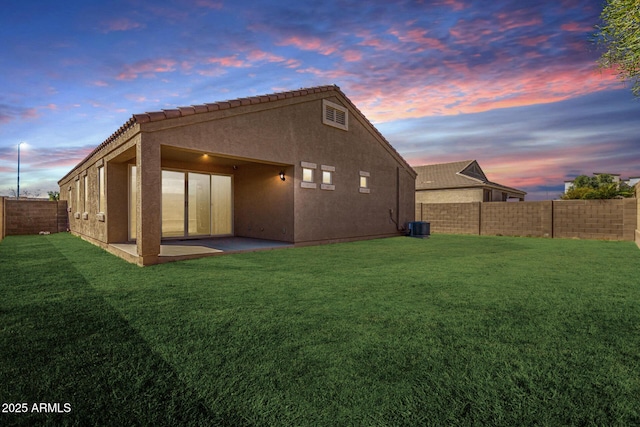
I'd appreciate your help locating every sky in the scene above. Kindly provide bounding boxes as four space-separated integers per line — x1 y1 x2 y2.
1 0 638 200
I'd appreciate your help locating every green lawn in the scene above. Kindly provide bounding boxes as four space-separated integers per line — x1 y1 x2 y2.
1 233 639 426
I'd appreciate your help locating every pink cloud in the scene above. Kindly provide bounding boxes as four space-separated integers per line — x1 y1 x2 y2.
439 0 467 11
449 19 497 44
343 49 363 62
116 58 177 80
0 106 39 124
124 94 150 103
245 50 301 68
477 143 628 191
36 146 96 170
284 58 302 68
207 55 246 67
389 28 447 51
101 18 145 33
195 68 226 77
561 22 593 32
22 108 39 119
295 66 352 80
357 33 388 50
245 50 287 64
450 12 542 46
409 142 631 199
496 12 543 31
0 145 95 173
345 63 621 123
278 35 337 56
519 35 550 47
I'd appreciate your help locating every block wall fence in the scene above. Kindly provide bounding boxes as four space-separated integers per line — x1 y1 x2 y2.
416 199 638 242
1 199 69 238
1 197 639 247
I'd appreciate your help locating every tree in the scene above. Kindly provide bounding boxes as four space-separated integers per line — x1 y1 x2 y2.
593 0 640 97
562 174 635 199
48 191 60 201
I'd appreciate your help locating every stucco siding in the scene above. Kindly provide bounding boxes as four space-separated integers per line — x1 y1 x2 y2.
234 163 294 242
58 86 415 264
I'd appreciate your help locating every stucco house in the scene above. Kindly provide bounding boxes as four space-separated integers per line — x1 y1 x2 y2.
58 85 416 265
414 160 526 203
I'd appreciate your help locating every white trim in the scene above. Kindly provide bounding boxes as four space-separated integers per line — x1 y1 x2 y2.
301 182 317 189
321 165 335 172
301 161 317 169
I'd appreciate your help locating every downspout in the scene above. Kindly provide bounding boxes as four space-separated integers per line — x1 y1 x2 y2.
389 166 405 232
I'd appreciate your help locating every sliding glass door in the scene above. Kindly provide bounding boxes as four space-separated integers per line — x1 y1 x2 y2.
188 172 211 236
211 175 232 235
161 170 232 238
162 171 186 237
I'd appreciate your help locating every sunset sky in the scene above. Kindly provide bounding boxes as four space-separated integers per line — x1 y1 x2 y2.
1 0 639 200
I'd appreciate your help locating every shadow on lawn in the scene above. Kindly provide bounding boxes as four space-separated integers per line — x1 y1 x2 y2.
0 237 244 426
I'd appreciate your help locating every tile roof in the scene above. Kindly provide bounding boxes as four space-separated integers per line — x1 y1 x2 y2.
60 84 415 183
414 160 526 195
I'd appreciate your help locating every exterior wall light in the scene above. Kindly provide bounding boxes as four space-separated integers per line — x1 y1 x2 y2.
279 171 286 181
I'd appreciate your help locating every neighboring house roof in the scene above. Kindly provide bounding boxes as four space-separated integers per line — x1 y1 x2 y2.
414 160 526 195
61 84 415 182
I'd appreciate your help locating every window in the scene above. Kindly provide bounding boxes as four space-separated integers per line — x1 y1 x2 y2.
83 175 88 212
321 165 335 191
322 171 333 185
83 175 88 219
303 168 314 183
97 166 105 213
322 99 348 131
68 187 72 212
75 178 80 214
301 161 317 189
359 171 370 193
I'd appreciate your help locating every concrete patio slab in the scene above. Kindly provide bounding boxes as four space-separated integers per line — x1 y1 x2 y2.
110 237 292 262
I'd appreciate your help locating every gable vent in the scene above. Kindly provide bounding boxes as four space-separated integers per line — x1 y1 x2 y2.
322 99 348 131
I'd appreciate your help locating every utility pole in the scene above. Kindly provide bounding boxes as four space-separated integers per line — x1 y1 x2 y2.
17 142 24 200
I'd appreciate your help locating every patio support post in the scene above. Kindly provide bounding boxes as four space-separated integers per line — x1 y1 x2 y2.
136 139 161 265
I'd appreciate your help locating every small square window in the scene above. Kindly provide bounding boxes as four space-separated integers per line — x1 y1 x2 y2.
303 168 314 183
322 171 333 185
359 171 370 193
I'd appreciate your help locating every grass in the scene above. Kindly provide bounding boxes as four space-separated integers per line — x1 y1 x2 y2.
1 233 639 426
